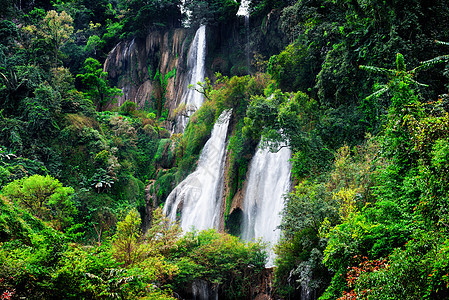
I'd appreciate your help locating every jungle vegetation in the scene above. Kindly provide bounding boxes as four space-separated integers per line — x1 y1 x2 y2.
2 0 449 299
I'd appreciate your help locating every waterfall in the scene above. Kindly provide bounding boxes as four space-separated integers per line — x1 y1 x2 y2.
192 280 218 300
176 25 207 133
120 38 136 102
237 0 250 16
241 145 291 267
237 0 251 74
163 110 231 232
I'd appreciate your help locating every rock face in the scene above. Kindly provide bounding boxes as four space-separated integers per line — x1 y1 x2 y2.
103 29 191 119
103 11 288 122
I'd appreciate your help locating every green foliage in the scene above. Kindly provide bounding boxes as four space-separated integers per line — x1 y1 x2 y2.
268 42 316 92
153 67 176 117
24 83 62 134
1 175 76 230
359 53 430 103
121 0 183 37
0 231 67 298
275 135 386 298
184 0 239 28
0 147 48 188
24 10 74 68
337 231 449 300
250 0 292 17
171 229 267 299
84 34 103 56
77 57 122 111
244 89 331 178
119 100 137 116
275 182 336 296
3 1 449 299
146 207 182 255
175 100 217 177
112 209 147 266
0 64 43 116
0 20 18 46
0 195 46 243
0 0 15 18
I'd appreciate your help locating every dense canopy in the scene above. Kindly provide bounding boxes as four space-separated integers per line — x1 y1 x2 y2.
2 0 449 299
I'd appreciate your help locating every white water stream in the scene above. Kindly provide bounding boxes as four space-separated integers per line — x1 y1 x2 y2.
237 0 251 74
176 25 207 133
241 145 292 267
163 110 232 232
237 0 250 16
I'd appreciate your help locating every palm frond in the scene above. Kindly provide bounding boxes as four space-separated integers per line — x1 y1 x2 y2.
359 65 396 76
414 55 449 73
365 86 388 101
409 78 429 87
435 40 449 47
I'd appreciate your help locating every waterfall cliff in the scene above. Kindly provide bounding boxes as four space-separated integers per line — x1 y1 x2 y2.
103 29 189 112
175 25 207 133
241 145 292 267
163 110 232 232
237 0 251 74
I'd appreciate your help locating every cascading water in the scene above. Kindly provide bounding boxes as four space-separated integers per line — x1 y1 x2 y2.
120 38 136 102
241 145 291 267
163 110 232 232
192 280 218 300
237 0 251 74
237 0 250 16
176 25 207 133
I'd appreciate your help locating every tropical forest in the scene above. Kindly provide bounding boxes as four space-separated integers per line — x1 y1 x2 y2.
2 0 449 299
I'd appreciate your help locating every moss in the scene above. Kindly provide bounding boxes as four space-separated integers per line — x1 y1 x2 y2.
224 192 235 219
65 114 98 130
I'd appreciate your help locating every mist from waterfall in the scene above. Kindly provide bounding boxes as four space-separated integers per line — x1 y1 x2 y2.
163 110 232 232
241 145 292 267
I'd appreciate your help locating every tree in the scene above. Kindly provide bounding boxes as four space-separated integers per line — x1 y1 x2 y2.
0 0 14 18
120 0 183 37
183 0 239 27
76 57 122 111
112 210 148 267
146 207 182 256
1 174 76 229
0 20 18 46
25 10 74 68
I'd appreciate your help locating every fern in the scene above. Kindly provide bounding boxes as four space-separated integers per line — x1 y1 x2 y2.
359 65 396 77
